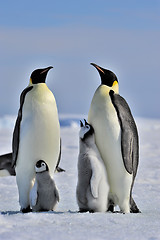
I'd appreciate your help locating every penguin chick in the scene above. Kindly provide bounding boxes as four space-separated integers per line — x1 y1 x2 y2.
30 160 59 212
76 120 109 213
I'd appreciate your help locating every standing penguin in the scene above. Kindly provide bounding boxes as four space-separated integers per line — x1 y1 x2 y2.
30 160 59 212
76 120 109 213
88 63 140 213
12 67 61 213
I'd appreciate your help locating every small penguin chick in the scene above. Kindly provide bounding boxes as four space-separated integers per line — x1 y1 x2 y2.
30 160 59 212
76 120 109 213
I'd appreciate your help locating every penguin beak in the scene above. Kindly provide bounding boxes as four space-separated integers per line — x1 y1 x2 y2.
90 63 105 74
80 120 84 127
40 66 53 75
84 119 88 126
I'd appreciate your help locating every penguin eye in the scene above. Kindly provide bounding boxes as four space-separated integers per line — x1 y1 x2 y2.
41 163 45 166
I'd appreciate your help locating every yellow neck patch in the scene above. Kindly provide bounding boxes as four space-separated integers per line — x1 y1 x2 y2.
112 80 118 86
112 81 119 93
29 78 32 85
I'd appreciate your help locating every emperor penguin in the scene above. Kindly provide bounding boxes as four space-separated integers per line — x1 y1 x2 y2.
30 160 59 212
12 66 61 213
88 63 140 213
0 153 15 176
76 119 109 213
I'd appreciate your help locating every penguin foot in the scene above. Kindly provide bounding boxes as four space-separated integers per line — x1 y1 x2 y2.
21 206 32 213
107 199 114 212
78 208 89 213
114 211 125 214
89 210 95 213
78 208 95 213
107 205 114 212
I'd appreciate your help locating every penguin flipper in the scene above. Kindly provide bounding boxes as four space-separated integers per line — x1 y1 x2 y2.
54 186 60 202
12 112 21 167
90 156 102 198
0 152 16 176
55 139 65 172
109 90 139 175
30 180 38 207
12 86 33 167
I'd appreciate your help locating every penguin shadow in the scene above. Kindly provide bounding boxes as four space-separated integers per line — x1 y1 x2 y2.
0 210 128 215
1 211 20 215
1 210 79 215
40 210 78 215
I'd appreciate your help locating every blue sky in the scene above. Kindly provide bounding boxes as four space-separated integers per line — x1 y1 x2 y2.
0 0 160 118
0 0 159 29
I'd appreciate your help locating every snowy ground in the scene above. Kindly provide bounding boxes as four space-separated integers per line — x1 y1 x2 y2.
0 115 160 240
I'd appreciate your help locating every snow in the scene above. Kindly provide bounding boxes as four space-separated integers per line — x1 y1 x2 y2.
0 115 160 240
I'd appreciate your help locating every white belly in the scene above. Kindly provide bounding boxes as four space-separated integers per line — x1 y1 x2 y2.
16 84 60 178
88 85 132 210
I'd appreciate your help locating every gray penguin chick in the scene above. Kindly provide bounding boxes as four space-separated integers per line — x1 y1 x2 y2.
76 120 109 213
30 160 59 212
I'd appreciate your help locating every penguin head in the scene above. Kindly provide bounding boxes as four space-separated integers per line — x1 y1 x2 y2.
91 63 119 93
30 66 53 85
79 119 94 141
35 160 49 173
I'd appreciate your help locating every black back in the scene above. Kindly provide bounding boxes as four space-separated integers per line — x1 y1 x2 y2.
109 90 139 177
12 86 33 167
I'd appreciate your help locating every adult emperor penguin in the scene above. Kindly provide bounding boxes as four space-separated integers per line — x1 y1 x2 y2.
76 120 109 213
12 66 61 213
88 63 140 213
30 160 59 212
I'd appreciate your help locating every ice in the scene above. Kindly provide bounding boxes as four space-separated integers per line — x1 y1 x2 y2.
0 115 160 240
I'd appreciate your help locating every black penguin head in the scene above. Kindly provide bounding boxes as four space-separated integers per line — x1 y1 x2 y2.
30 66 53 84
35 160 49 173
79 119 94 141
91 63 118 87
